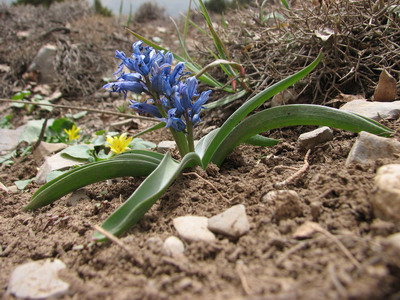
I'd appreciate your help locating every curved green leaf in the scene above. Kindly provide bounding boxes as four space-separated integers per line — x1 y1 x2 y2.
211 104 393 166
200 52 324 168
25 151 164 210
93 152 202 241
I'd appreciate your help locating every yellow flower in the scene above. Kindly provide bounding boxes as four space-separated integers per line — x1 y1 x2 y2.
64 124 81 142
106 133 133 154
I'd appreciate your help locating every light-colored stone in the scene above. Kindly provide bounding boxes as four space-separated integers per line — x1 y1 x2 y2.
163 236 185 258
28 44 58 84
7 259 69 299
208 204 250 238
270 88 297 107
340 100 400 121
385 232 400 250
157 140 176 153
262 190 300 204
0 126 25 153
35 152 83 184
345 131 400 166
372 164 400 223
298 126 333 149
173 216 216 243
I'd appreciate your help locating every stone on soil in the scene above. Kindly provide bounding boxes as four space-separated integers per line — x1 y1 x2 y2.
157 140 176 153
33 142 68 160
297 126 333 149
0 126 25 153
345 131 400 166
173 216 216 243
372 164 400 223
162 236 185 258
340 100 400 121
373 70 397 102
28 44 58 84
208 204 250 238
7 259 69 299
262 190 300 204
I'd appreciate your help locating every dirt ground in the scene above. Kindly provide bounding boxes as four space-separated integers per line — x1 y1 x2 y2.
1 1 400 300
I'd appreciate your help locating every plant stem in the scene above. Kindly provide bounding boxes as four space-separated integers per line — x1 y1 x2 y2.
185 114 195 153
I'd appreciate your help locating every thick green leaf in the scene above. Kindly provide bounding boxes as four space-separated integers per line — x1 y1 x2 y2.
199 52 324 168
24 151 164 210
244 135 280 147
211 104 393 166
93 152 202 240
204 89 248 109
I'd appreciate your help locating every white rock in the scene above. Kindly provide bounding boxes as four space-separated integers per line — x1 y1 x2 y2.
372 164 400 223
262 190 300 204
157 140 176 153
346 132 400 166
340 100 400 121
7 259 69 299
28 44 58 84
298 126 333 149
162 236 185 258
208 204 250 238
0 126 25 152
173 216 216 243
35 152 83 184
385 232 400 250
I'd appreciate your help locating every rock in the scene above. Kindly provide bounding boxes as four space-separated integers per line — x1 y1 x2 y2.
372 164 400 223
28 44 58 84
293 221 323 239
298 126 333 149
173 216 216 243
373 70 397 102
33 142 68 161
35 152 83 184
208 204 250 238
0 64 10 73
262 190 299 204
340 100 400 121
157 140 176 153
7 259 69 299
384 232 400 250
162 236 185 258
0 126 25 153
270 88 297 107
345 132 400 166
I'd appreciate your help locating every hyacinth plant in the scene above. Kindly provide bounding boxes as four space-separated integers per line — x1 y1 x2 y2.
25 41 392 241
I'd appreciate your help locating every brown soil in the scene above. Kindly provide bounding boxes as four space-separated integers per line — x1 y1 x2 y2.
1 2 400 300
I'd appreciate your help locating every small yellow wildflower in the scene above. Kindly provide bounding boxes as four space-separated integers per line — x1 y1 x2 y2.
64 124 81 142
106 133 133 154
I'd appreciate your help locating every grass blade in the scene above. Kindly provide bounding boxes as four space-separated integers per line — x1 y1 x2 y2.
199 52 324 168
25 151 163 210
211 104 393 166
93 152 202 240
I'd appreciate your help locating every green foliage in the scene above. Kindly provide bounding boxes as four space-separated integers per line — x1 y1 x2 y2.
93 0 112 17
13 0 63 7
25 51 393 241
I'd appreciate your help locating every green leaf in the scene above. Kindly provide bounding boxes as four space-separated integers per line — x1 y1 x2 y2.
15 179 33 190
243 135 280 147
11 90 31 100
281 0 290 9
130 138 156 150
204 89 248 109
46 170 67 182
24 150 164 210
210 104 393 166
199 52 324 168
19 119 54 144
60 145 93 161
93 152 202 240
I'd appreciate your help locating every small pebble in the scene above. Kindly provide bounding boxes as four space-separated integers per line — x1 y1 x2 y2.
372 164 400 224
162 236 185 258
7 259 69 299
173 216 216 243
298 126 333 150
208 204 250 238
